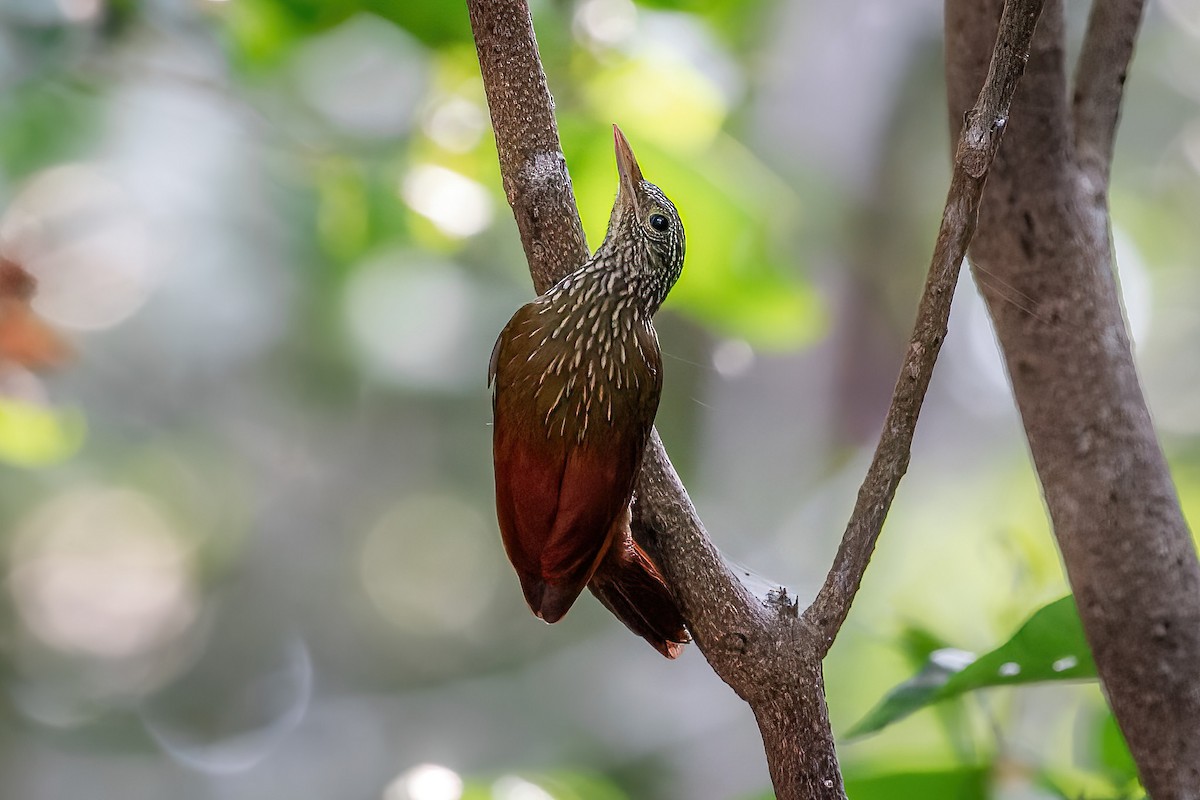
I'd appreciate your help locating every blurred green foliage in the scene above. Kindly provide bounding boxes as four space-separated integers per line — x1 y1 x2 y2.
743 766 990 800
0 400 85 466
843 767 989 800
0 0 1197 799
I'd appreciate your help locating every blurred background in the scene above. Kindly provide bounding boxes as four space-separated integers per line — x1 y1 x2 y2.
0 0 1197 798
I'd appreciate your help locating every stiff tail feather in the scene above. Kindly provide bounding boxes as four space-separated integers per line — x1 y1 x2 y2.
588 532 689 659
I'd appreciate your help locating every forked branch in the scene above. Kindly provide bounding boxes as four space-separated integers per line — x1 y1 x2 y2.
468 0 1045 795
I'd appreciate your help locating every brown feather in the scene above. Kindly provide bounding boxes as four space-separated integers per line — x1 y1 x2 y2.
491 297 663 625
588 505 689 658
489 127 688 656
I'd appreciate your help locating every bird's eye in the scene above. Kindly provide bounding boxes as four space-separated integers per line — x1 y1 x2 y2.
648 213 669 232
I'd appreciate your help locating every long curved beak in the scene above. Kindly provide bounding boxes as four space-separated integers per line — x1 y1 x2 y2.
613 124 643 208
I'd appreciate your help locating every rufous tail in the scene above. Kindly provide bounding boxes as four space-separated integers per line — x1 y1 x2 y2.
588 529 689 659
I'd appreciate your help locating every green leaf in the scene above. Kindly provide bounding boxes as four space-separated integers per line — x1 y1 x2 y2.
847 648 976 738
845 766 989 800
739 766 989 800
896 625 953 668
848 596 1096 737
218 0 471 70
1097 710 1139 784
1038 766 1145 800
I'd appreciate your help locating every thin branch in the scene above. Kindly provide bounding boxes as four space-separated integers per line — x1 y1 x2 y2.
466 0 589 293
802 0 1046 652
1073 0 1146 186
634 433 846 798
633 431 775 656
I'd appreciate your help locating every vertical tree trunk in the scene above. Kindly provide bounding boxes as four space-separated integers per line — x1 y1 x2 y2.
946 2 1200 794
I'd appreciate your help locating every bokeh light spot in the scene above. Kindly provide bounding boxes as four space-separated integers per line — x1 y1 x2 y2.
401 165 493 238
9 487 199 661
423 97 489 154
343 253 478 390
293 14 428 139
711 338 755 379
359 495 499 636
573 0 637 47
492 775 556 800
384 764 464 800
142 636 313 776
57 0 101 23
0 163 156 331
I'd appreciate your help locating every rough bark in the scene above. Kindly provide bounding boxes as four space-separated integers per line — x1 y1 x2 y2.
945 1 1200 795
468 0 1043 796
633 433 844 797
467 0 589 292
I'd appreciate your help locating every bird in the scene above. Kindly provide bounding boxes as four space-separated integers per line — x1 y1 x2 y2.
489 125 689 658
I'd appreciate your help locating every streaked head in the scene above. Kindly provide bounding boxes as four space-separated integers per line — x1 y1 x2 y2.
607 125 685 309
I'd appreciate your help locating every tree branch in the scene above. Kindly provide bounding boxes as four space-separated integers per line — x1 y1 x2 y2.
467 0 589 293
467 0 796 769
802 0 1045 652
631 432 847 798
946 0 1200 793
1073 0 1146 187
470 0 1046 796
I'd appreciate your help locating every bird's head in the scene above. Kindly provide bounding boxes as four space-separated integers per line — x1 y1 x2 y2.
604 125 685 310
